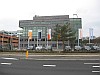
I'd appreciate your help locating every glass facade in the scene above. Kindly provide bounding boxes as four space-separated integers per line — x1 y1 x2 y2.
70 18 82 31
30 21 68 25
70 18 82 40
20 20 69 37
22 26 46 37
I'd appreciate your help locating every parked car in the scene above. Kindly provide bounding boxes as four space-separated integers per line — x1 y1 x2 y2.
45 45 52 51
91 46 100 50
84 46 91 50
74 46 82 50
36 45 42 50
64 46 71 51
27 46 35 50
13 48 18 50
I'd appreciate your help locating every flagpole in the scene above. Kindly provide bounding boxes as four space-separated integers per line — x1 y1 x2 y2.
28 30 32 48
89 28 93 44
89 37 90 44
28 37 29 48
47 27 48 47
78 29 79 46
78 34 79 46
78 28 82 46
37 30 38 46
89 28 90 44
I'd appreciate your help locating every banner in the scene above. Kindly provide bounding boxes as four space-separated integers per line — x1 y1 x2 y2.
89 28 93 39
28 30 32 39
38 30 42 39
47 29 51 40
78 28 82 39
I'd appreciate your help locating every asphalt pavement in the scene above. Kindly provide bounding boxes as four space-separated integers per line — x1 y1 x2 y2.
0 56 100 75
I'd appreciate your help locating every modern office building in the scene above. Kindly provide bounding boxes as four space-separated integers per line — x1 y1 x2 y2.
19 15 82 49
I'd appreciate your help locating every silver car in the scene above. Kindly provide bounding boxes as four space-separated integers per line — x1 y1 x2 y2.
74 46 82 50
84 46 91 50
36 45 42 50
92 46 100 50
65 46 71 50
45 45 52 50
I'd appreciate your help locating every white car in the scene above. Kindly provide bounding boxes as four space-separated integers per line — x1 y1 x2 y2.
74 46 82 50
36 46 42 50
65 46 71 50
92 46 100 50
84 46 91 50
45 45 52 50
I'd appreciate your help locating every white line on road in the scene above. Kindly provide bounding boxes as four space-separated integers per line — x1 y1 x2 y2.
84 63 100 65
25 55 100 56
92 66 100 68
1 63 12 65
1 57 18 60
35 59 100 61
92 71 100 73
43 65 56 67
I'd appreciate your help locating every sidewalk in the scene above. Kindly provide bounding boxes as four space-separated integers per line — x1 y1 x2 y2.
0 52 100 57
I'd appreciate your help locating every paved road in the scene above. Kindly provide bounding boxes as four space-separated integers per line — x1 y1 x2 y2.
0 56 100 75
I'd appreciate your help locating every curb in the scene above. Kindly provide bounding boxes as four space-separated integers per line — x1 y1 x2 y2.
0 54 100 57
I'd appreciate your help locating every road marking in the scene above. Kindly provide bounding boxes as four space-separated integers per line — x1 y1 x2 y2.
1 54 100 57
92 66 100 68
84 63 100 65
43 65 56 67
1 57 18 60
1 63 12 65
24 55 100 56
35 59 100 61
92 71 100 73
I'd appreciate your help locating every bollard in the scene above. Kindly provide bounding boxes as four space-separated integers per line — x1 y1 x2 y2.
26 50 28 58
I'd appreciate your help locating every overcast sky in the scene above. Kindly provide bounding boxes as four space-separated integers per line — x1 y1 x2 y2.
0 0 100 37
